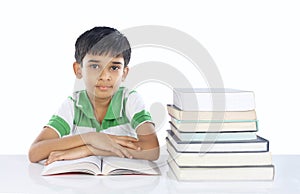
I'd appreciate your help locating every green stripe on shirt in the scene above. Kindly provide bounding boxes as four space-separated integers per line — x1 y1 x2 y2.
131 110 152 129
47 115 71 137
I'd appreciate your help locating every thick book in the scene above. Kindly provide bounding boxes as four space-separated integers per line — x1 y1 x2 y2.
173 88 255 111
170 118 258 132
167 104 257 121
166 140 272 166
168 159 275 181
166 130 269 153
170 123 257 142
42 156 160 176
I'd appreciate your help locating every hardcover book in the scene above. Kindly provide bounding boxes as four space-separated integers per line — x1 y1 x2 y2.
166 140 272 166
168 158 275 181
170 118 258 132
170 123 257 142
167 104 257 121
173 88 255 111
166 130 269 153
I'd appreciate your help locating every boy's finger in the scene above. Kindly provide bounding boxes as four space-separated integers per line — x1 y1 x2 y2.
110 148 123 158
110 146 125 158
121 148 133 159
115 140 141 150
45 152 66 165
112 144 133 159
45 159 50 165
45 158 56 165
117 136 138 142
124 141 141 150
45 156 54 165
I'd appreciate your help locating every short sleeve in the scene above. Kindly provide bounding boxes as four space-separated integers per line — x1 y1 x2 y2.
125 91 154 130
45 97 74 137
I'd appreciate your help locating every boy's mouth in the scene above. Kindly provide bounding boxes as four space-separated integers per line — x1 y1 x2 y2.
96 85 113 91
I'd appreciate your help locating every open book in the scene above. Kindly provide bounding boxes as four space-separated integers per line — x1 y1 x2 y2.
42 156 160 176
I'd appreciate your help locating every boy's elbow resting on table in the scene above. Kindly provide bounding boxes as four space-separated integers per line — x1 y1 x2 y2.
135 122 160 160
127 146 159 161
28 141 54 163
131 142 160 161
147 147 160 161
28 146 42 163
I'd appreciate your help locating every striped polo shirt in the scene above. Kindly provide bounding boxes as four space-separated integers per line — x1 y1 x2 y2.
46 87 153 138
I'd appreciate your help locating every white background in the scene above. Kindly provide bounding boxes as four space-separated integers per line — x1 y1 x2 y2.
0 0 299 154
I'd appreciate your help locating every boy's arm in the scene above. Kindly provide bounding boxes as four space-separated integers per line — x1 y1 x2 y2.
44 145 118 165
88 122 159 161
28 127 85 163
85 122 160 161
28 127 134 163
127 122 160 161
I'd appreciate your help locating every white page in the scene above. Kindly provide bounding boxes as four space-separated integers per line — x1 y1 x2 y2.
102 156 160 175
41 156 102 175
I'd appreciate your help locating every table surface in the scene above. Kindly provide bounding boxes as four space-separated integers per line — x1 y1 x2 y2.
1 151 300 194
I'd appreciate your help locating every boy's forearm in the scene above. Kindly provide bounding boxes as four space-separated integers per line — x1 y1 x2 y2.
29 131 134 163
127 146 160 161
86 145 118 157
29 125 160 162
45 145 117 165
130 131 160 161
130 122 160 161
90 145 160 161
126 135 160 161
29 132 94 163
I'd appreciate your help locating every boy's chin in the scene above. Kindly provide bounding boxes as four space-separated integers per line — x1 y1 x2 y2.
94 89 115 99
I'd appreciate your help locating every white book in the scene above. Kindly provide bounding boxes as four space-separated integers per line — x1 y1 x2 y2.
170 118 258 133
170 123 257 142
167 104 257 121
173 88 255 111
42 156 160 176
167 140 273 167
168 159 275 181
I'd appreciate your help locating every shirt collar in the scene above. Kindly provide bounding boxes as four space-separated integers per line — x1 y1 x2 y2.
75 87 124 120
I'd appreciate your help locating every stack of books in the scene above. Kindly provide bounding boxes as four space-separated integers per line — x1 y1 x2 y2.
166 88 275 181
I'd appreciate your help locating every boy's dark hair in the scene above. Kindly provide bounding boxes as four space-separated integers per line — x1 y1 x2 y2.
75 26 131 66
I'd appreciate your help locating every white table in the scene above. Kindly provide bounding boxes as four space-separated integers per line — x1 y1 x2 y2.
1 153 300 194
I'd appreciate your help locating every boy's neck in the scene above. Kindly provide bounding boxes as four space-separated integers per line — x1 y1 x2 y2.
92 96 111 108
92 97 111 123
86 93 112 122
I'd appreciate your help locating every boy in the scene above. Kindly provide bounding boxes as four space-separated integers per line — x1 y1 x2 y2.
28 26 160 164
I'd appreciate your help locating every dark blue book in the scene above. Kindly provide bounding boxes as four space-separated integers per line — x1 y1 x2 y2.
166 130 269 153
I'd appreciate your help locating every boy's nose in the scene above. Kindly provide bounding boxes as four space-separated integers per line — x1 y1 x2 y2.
98 69 111 80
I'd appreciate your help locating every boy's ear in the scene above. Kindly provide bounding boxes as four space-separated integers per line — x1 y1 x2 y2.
73 62 82 79
122 66 129 81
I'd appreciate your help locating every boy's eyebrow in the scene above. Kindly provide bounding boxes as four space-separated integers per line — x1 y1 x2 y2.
112 61 123 65
87 60 123 65
87 59 101 63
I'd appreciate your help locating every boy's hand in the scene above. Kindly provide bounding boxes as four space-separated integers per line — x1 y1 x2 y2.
84 132 134 159
45 146 89 165
45 133 140 165
106 134 141 150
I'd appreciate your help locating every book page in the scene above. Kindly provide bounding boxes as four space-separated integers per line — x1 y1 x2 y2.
42 156 102 175
102 156 160 175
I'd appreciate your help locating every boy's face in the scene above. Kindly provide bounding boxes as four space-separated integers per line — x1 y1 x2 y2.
74 54 128 101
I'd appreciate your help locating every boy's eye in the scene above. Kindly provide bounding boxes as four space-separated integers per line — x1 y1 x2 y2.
110 66 120 71
90 64 100 69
